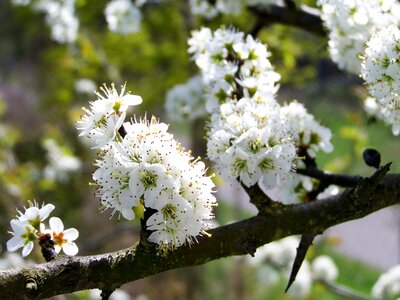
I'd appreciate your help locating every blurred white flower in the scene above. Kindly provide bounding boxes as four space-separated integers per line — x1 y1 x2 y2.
165 76 207 122
43 138 81 182
189 0 242 19
89 288 132 300
75 78 97 94
105 0 142 34
372 264 400 299
311 255 339 282
286 260 312 299
0 252 28 269
34 0 79 43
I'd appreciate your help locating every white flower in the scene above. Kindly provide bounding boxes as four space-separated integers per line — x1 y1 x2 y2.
311 255 339 282
105 0 142 34
0 252 28 269
207 97 296 189
17 202 55 230
165 76 207 122
281 101 333 157
93 145 139 220
318 0 400 73
6 219 36 257
286 261 312 299
189 27 280 113
43 138 81 182
91 115 217 249
34 0 79 44
246 0 283 6
250 236 299 268
47 217 79 256
77 83 142 148
189 0 242 19
372 264 400 299
361 25 400 135
75 78 97 94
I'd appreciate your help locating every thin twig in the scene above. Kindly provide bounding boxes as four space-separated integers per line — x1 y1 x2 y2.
319 280 371 300
296 166 362 187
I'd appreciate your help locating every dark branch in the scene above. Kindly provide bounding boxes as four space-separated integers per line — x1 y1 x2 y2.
296 165 362 187
0 168 398 299
248 4 326 37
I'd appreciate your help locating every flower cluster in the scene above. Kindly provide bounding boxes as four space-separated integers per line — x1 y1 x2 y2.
165 75 207 123
361 25 400 135
78 84 217 250
189 27 336 193
13 0 79 44
7 201 79 258
105 0 142 34
207 97 296 189
318 0 400 73
189 27 333 191
188 27 280 113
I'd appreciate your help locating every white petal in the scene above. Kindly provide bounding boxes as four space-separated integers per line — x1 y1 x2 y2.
22 242 34 257
39 204 55 220
121 208 135 220
54 245 62 254
63 242 79 256
123 94 142 106
23 207 40 221
10 219 26 234
49 217 64 233
6 236 24 252
63 228 79 241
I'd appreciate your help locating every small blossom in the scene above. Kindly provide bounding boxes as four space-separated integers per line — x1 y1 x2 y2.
17 202 55 230
165 76 207 122
77 83 142 148
105 0 142 34
43 138 82 182
47 217 79 256
281 101 333 158
6 219 36 257
311 255 339 282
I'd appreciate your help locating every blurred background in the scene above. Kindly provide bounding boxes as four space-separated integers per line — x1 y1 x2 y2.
0 0 399 299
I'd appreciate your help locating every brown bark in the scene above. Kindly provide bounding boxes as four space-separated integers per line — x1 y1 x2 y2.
0 165 398 299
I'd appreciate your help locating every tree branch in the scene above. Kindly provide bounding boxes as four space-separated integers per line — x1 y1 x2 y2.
248 4 327 37
296 165 362 187
1 167 398 299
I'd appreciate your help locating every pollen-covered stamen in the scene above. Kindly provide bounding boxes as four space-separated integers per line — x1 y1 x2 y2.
52 231 66 247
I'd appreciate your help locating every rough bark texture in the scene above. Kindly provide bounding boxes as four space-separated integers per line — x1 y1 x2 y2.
0 165 399 299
